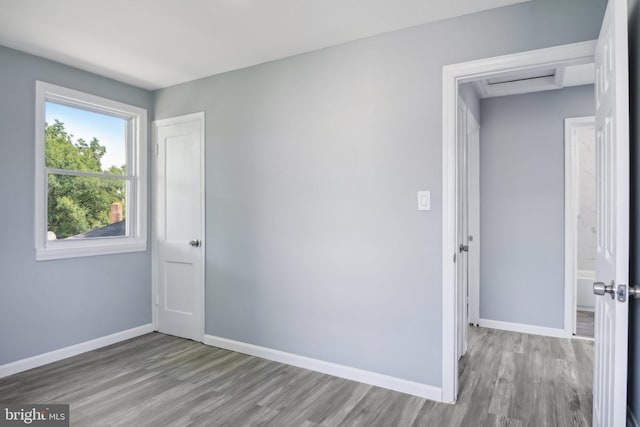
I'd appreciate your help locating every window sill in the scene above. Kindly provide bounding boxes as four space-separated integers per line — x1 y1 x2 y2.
35 240 147 261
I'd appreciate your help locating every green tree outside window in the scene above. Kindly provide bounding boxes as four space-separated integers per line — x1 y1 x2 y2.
46 120 127 239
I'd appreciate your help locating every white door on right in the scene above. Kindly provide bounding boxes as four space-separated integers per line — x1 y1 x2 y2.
592 0 630 425
456 100 468 361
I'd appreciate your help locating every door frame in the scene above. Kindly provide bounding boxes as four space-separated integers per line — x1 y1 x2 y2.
564 115 596 338
441 40 596 402
151 112 206 339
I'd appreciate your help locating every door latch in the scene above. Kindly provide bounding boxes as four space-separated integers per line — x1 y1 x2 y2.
595 282 640 302
459 244 468 253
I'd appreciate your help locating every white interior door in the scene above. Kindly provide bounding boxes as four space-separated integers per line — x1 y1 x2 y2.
467 111 480 327
592 0 629 425
154 113 205 342
456 99 469 359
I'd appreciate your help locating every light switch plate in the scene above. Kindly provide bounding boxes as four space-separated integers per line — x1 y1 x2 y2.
417 191 430 211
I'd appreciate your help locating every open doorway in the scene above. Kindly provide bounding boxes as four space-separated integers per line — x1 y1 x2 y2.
459 74 596 339
565 116 596 340
443 3 630 424
454 61 596 352
440 40 598 403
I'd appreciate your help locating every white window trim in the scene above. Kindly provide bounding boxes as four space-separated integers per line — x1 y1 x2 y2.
35 81 147 261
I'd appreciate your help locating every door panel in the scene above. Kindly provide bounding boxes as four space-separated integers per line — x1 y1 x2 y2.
592 0 629 425
467 112 480 327
164 261 195 315
165 134 200 240
457 100 469 360
155 114 205 342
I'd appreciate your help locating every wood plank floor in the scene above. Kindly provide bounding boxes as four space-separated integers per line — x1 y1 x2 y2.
576 310 595 339
0 327 593 426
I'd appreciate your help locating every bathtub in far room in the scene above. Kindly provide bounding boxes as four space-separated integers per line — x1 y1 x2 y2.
577 269 596 311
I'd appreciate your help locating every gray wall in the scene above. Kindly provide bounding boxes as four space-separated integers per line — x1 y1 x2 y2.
0 45 153 365
154 0 605 386
479 86 595 329
628 0 640 418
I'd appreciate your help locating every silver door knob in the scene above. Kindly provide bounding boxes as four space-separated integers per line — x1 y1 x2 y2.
593 281 615 299
189 240 201 247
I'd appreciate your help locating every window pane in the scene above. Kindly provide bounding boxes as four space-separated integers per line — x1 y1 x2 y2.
47 173 127 240
45 102 127 174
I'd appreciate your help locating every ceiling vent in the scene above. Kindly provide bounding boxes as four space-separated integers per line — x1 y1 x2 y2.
473 67 565 98
486 69 557 85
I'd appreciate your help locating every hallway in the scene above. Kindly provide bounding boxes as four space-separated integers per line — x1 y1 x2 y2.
451 327 592 426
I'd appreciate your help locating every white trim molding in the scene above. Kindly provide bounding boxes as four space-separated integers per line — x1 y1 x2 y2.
0 324 153 379
204 334 442 402
478 319 569 339
441 40 596 403
35 81 148 261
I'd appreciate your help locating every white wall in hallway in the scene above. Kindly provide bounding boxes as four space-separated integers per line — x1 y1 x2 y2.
576 125 596 272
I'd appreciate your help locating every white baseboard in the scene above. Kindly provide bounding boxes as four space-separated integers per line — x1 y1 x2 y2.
479 318 569 339
204 334 442 402
571 335 594 342
0 323 154 379
629 406 639 427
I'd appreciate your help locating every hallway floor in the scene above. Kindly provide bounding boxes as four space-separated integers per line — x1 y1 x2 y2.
576 310 595 339
0 327 593 426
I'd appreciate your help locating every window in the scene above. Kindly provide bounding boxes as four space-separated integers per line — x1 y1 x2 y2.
35 81 147 260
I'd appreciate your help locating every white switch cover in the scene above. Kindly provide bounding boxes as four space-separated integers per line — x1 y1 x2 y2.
417 191 430 211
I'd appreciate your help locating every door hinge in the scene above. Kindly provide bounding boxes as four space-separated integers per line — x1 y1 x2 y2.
453 253 456 263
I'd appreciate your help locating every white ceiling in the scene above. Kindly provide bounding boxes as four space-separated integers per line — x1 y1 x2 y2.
0 0 530 90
